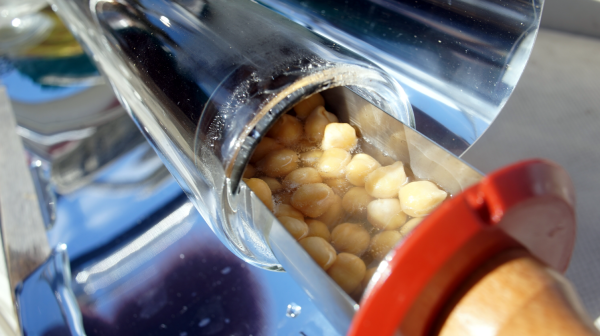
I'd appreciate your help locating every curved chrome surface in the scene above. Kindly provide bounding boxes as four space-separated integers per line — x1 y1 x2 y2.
258 0 544 153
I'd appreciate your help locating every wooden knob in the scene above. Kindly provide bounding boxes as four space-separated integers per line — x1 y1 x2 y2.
437 250 599 336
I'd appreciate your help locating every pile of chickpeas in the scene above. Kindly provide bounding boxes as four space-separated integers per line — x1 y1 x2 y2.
243 92 448 299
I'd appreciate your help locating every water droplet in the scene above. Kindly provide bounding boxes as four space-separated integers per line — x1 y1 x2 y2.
224 318 230 324
180 332 188 336
198 318 210 327
160 324 167 329
180 254 185 259
286 303 301 318
221 267 231 275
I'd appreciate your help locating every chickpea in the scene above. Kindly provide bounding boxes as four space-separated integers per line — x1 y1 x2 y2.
369 230 402 260
331 223 371 256
243 164 256 178
274 191 293 205
346 154 381 187
258 148 299 178
277 216 309 241
245 178 273 211
274 204 304 221
324 178 353 197
293 92 325 120
361 267 378 289
321 123 358 151
299 236 337 270
306 219 331 242
250 137 283 164
259 177 283 193
342 187 375 217
364 161 407 198
316 148 351 179
326 253 366 294
266 114 304 147
283 167 322 190
291 183 334 218
294 138 318 153
400 217 424 236
305 106 339 143
399 181 447 217
316 194 344 228
299 150 323 168
367 199 407 230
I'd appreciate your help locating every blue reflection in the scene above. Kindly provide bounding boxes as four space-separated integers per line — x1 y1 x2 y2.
2 69 87 104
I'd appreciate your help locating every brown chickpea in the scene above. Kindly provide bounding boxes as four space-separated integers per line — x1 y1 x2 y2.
293 92 325 120
243 164 256 178
364 161 407 198
326 253 366 294
399 181 447 217
274 204 304 221
294 138 318 153
367 199 407 230
258 148 299 178
361 267 378 289
331 223 371 256
266 114 304 147
345 154 381 187
259 177 283 193
299 150 323 168
291 183 335 218
274 191 293 205
299 236 337 270
321 123 358 151
316 148 351 179
400 217 424 236
305 106 339 143
306 219 331 242
342 187 375 217
244 178 273 211
324 178 353 197
283 167 322 190
369 230 402 260
250 137 284 164
277 216 309 241
316 194 345 228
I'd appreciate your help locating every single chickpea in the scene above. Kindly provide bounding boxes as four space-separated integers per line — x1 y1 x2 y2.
306 219 331 242
299 150 323 168
400 217 424 236
259 177 283 193
399 181 448 217
258 148 299 178
243 164 256 178
326 253 366 294
305 106 339 143
291 183 334 218
331 223 371 256
274 191 293 205
274 204 304 221
245 178 274 211
283 167 322 190
321 123 358 151
367 199 407 230
277 216 309 241
250 137 284 164
369 230 402 260
266 114 304 147
364 161 407 198
346 154 381 187
293 92 325 120
299 237 337 270
342 187 375 217
361 267 378 289
324 178 354 197
316 148 351 179
316 194 345 228
294 138 318 153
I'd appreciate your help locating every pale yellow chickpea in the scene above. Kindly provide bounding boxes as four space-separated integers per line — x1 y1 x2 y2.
259 177 283 193
277 216 309 241
364 161 407 198
266 114 304 147
243 164 256 178
245 178 274 211
321 123 358 151
316 148 351 179
399 181 448 217
250 137 284 164
345 154 381 187
342 187 375 217
258 148 299 178
305 106 339 143
274 191 293 205
324 178 353 197
299 150 323 168
283 167 322 189
299 236 337 270
369 230 402 260
400 217 424 236
274 204 304 221
331 223 371 256
316 194 345 228
361 267 378 289
326 253 366 294
291 183 334 218
367 199 407 230
306 219 331 242
293 92 325 120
